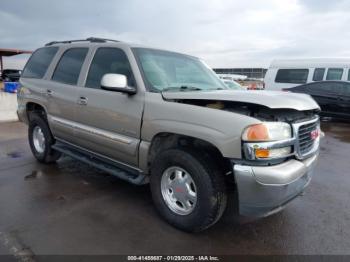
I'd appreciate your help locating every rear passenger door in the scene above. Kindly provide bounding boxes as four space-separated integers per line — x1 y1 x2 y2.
46 47 88 143
73 47 144 167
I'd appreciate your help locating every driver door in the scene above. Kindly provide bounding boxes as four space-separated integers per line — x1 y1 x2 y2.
73 47 144 167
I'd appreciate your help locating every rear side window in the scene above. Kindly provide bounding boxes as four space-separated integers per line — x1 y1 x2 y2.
22 47 58 79
341 82 350 95
85 48 135 89
307 82 332 93
348 69 350 81
313 68 325 81
275 69 309 84
318 82 337 93
326 68 343 80
52 48 88 85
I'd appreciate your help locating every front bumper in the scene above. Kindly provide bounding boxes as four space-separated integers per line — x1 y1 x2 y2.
233 153 318 217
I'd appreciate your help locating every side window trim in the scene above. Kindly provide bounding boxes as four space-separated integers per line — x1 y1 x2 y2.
51 47 89 86
79 46 97 87
44 47 65 80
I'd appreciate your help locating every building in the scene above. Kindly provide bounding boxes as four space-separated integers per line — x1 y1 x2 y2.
0 48 32 72
213 68 267 79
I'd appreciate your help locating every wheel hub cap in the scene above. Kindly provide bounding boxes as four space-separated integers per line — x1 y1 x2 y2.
161 166 197 215
33 126 46 153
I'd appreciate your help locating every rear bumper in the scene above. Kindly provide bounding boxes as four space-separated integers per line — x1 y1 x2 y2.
233 153 318 217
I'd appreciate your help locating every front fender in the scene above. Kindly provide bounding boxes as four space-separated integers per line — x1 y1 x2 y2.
141 93 261 159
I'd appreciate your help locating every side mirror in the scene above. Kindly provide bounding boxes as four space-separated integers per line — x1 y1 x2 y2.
100 73 136 95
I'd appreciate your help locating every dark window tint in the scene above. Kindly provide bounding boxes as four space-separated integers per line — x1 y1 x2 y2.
52 48 88 85
348 69 350 81
275 69 309 84
326 68 343 80
308 82 340 93
318 82 337 92
341 82 350 95
86 48 135 89
22 47 58 79
313 68 325 81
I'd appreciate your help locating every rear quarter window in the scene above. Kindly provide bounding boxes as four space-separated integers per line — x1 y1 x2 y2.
22 47 58 79
275 69 309 84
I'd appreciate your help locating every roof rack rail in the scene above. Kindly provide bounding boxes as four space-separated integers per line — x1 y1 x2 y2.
45 37 120 46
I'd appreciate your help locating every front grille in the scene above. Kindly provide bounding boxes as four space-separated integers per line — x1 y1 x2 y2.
297 120 319 156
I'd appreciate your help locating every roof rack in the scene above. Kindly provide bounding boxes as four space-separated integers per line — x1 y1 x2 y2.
45 37 120 46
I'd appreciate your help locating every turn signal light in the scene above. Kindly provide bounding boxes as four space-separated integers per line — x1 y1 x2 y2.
255 149 270 158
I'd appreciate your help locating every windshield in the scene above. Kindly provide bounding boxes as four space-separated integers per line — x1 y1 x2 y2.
224 80 243 90
133 48 227 92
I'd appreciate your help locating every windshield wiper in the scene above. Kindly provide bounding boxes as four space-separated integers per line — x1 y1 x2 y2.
162 85 202 92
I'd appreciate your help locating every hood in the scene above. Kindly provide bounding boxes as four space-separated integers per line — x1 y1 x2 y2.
162 90 320 111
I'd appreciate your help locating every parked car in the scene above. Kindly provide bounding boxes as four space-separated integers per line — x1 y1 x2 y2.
18 37 321 232
264 58 350 91
222 79 245 90
1 69 21 82
283 81 350 119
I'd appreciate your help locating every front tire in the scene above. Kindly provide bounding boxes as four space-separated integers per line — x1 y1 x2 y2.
28 113 61 163
150 148 227 232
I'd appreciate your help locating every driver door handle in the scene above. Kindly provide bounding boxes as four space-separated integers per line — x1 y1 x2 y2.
77 96 88 106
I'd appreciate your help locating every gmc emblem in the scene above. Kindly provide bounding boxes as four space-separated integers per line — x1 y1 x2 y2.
310 129 319 140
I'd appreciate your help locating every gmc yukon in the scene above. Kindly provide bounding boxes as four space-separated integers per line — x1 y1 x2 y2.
17 37 321 232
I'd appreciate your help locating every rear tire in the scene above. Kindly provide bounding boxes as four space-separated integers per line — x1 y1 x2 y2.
150 148 227 232
28 113 61 163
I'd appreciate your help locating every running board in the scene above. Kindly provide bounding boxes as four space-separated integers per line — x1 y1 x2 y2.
52 142 148 185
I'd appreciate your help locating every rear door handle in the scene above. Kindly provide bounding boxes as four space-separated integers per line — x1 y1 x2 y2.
77 97 88 105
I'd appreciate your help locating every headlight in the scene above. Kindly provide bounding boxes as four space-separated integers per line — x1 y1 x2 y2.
242 122 292 142
242 122 293 160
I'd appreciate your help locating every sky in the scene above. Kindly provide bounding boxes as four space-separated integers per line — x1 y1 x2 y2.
1 0 350 69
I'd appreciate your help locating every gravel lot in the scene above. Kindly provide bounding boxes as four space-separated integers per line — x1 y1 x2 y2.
0 120 349 256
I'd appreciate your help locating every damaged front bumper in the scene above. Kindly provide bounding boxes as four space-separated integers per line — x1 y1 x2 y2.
233 153 318 217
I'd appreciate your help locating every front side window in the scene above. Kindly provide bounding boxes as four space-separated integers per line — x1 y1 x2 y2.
133 48 227 92
22 47 58 79
313 68 325 81
326 68 343 80
52 48 88 85
275 69 309 84
86 48 135 89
